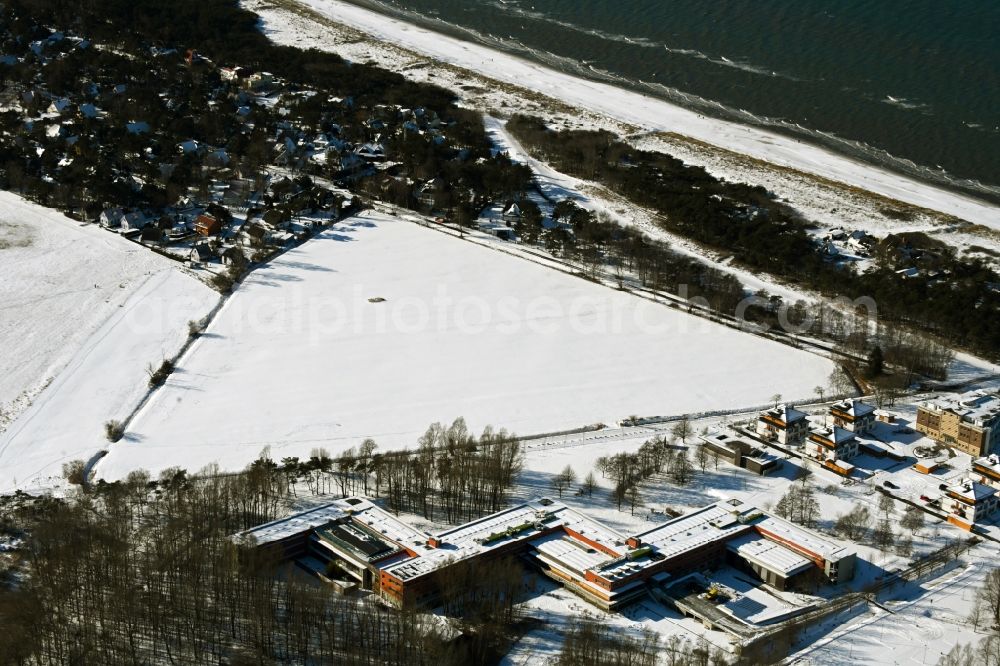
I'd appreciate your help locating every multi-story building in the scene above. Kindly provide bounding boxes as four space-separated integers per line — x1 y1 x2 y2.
806 426 859 465
915 391 1000 457
756 404 810 446
940 478 999 530
829 398 876 434
236 496 856 611
973 454 1000 491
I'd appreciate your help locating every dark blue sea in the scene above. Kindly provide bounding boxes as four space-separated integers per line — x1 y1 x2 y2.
343 0 1000 203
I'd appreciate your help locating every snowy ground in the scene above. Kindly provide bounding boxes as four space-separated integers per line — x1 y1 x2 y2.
0 192 178 432
0 267 218 492
96 211 834 481
248 0 1000 233
788 554 997 666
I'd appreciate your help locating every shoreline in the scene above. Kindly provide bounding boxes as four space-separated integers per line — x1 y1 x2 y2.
283 0 1000 230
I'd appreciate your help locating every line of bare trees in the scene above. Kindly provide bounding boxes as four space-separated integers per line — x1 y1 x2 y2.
265 418 523 525
557 620 727 666
595 436 695 515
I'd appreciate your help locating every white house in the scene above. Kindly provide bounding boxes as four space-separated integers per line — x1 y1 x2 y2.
119 211 148 231
829 398 876 433
805 426 859 464
756 404 810 446
99 208 124 228
941 478 999 530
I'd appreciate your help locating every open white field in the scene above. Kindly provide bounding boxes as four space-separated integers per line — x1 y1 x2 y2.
0 191 174 430
98 211 834 481
0 268 219 492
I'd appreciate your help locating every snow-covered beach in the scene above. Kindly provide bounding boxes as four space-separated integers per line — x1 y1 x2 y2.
268 0 1000 230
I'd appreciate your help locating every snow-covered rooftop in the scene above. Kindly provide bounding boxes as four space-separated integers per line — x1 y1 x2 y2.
810 425 857 447
383 499 627 582
753 512 851 562
830 398 875 419
760 404 808 426
727 533 813 577
237 503 349 545
923 391 1000 426
631 502 753 561
945 478 997 503
532 533 614 574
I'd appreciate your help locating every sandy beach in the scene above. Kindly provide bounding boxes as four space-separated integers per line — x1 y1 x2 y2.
265 0 1000 231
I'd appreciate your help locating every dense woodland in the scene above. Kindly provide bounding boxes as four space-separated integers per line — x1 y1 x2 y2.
507 116 1000 361
0 463 526 665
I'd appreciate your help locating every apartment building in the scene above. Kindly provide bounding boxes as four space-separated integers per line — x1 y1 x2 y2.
915 391 1000 456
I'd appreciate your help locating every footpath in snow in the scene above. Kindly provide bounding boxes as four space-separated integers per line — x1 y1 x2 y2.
0 191 177 430
0 268 218 492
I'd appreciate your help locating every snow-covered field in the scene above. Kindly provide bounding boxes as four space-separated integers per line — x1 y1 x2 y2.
254 0 1000 232
0 264 218 492
0 192 180 432
789 556 995 665
96 211 834 481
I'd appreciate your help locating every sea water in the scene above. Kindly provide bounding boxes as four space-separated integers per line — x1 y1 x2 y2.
344 0 1000 203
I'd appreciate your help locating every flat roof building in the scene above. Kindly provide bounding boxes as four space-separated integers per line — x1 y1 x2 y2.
701 429 782 475
916 391 1000 457
237 496 856 611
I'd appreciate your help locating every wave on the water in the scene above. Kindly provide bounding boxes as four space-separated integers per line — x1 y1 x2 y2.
881 95 932 113
341 0 1000 203
483 0 801 81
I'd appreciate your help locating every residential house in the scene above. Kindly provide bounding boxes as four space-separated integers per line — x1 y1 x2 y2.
941 478 999 530
502 202 522 224
98 207 124 228
189 244 213 263
972 454 1000 491
119 211 148 231
829 398 876 434
355 143 386 161
244 71 273 92
755 404 810 446
415 178 441 208
220 246 246 267
194 214 222 237
806 426 859 460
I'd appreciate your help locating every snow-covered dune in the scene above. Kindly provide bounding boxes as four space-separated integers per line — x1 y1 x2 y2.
99 211 834 481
